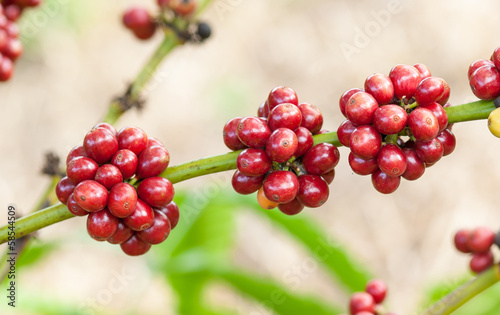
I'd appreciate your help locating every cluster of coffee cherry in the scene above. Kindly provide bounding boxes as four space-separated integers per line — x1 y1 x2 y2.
55 123 179 256
453 226 499 274
468 46 500 100
224 86 339 215
340 279 398 315
337 64 456 194
122 0 211 42
0 0 42 81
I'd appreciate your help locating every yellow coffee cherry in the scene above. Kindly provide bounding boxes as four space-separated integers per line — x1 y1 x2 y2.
257 186 278 210
488 107 500 137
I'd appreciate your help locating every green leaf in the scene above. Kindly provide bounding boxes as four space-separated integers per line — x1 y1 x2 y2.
16 238 59 269
453 282 500 315
216 267 343 315
256 202 372 292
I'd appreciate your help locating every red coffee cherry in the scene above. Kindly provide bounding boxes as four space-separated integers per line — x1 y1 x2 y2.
467 226 495 253
66 156 99 185
376 144 407 177
470 251 494 274
365 279 387 304
94 164 123 190
237 148 272 176
469 65 500 100
414 138 444 165
321 169 335 184
66 145 86 164
111 149 138 179
157 201 180 229
136 145 170 179
66 193 88 216
123 199 155 231
372 104 408 135
348 152 378 176
237 116 271 149
401 148 425 181
423 102 448 132
364 73 394 105
337 120 357 147
267 86 299 110
278 198 304 216
414 77 446 106
55 176 76 205
298 102 323 134
137 177 175 208
231 170 265 195
83 127 119 164
346 91 379 126
120 234 151 256
302 143 340 175
223 117 246 151
468 59 494 79
122 7 156 40
408 107 439 142
117 126 148 156
436 129 456 156
107 221 134 245
296 174 329 208
265 128 298 163
86 208 119 241
339 88 363 117
454 228 472 253
371 169 400 194
294 127 314 157
413 63 431 79
136 210 171 244
73 180 109 213
349 125 382 160
389 64 422 99
263 171 299 204
268 103 302 131
93 123 117 136
108 182 138 218
349 292 375 315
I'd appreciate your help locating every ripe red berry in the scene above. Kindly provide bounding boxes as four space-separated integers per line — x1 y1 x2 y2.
339 88 364 117
294 127 314 157
401 148 425 181
265 128 298 163
66 145 86 164
231 170 265 195
436 129 456 156
160 0 197 16
278 198 304 216
83 127 119 164
237 116 272 149
0 57 14 82
93 122 117 136
237 148 272 176
268 103 302 131
298 103 323 134
371 169 400 194
157 201 180 229
257 101 269 118
414 138 444 165
117 126 148 156
302 143 340 175
377 144 407 177
55 176 76 205
3 38 22 60
122 7 156 40
437 80 451 105
107 221 134 245
454 229 472 253
389 64 422 100
348 152 378 176
123 199 155 231
296 174 329 208
136 145 170 179
349 292 375 315
423 102 448 132
263 171 299 204
66 193 88 216
94 164 123 190
467 226 495 253
413 63 431 79
346 91 379 126
468 59 494 79
365 279 387 304
267 86 299 110
86 208 119 241
66 156 99 185
137 177 175 208
408 107 439 141
364 73 394 105
111 149 138 179
469 65 500 100
492 47 500 71
372 104 408 135
73 180 109 213
120 234 151 256
470 251 494 274
415 77 445 106
223 117 246 151
137 210 171 244
4 5 22 22
108 182 138 218
349 125 382 160
321 169 335 184
147 137 165 149
337 120 357 147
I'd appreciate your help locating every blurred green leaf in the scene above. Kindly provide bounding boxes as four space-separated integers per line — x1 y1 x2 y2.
0 292 85 315
255 201 372 292
452 282 500 315
420 275 470 310
215 267 343 315
16 238 59 269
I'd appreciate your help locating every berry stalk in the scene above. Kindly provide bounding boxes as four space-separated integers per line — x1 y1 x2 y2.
419 263 500 315
0 98 496 244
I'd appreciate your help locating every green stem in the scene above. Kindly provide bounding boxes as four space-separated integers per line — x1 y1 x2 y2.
420 264 500 315
446 100 495 123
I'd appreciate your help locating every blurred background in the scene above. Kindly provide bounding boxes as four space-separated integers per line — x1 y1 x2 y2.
1 0 500 314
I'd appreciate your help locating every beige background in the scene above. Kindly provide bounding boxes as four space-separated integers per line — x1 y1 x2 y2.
1 0 500 314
